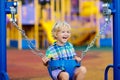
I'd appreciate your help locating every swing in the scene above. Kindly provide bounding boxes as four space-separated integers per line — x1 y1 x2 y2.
48 60 80 80
9 2 111 80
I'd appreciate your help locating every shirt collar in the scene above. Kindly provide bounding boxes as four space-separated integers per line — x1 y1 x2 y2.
53 41 68 46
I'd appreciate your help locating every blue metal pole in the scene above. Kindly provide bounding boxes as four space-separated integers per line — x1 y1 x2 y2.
0 0 9 80
113 0 120 80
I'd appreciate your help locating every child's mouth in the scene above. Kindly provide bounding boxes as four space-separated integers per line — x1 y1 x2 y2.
63 37 68 39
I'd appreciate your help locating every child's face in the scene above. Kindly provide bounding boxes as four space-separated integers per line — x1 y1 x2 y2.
56 26 71 45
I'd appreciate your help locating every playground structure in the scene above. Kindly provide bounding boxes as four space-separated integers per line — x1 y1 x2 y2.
0 0 118 80
6 0 110 49
39 0 100 46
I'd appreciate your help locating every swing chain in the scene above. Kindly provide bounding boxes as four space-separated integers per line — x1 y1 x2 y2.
12 21 44 58
81 3 112 59
10 7 44 58
10 6 17 22
9 3 111 59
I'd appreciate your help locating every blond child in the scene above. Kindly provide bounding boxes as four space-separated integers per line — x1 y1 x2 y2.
42 21 86 80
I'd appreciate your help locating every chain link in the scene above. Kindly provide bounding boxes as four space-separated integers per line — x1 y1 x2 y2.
12 21 44 58
81 20 110 59
81 4 111 59
9 6 44 57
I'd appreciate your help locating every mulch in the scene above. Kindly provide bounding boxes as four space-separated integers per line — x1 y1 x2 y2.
7 49 113 80
7 49 50 80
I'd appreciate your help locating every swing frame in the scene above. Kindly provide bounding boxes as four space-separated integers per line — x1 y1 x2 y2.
4 1 111 80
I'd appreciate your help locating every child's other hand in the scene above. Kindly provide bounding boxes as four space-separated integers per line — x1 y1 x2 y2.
42 56 50 66
74 56 81 62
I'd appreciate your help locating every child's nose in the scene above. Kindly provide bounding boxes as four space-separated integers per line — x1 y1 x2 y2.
65 32 70 36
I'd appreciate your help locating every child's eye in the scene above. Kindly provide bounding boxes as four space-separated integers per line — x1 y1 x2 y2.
62 31 65 33
67 31 70 33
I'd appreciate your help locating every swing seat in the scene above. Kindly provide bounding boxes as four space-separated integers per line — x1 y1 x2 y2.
48 59 81 80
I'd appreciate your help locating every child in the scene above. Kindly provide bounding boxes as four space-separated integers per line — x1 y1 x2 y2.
42 21 87 80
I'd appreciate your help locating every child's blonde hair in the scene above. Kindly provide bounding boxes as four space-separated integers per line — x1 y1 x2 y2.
52 21 71 39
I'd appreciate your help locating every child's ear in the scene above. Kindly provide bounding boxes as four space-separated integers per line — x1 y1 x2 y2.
55 33 57 38
55 32 58 38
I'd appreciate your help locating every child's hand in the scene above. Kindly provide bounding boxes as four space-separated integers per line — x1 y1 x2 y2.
42 56 50 66
74 56 81 62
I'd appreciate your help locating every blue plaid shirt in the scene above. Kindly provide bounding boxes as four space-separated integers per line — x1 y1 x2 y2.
46 42 76 60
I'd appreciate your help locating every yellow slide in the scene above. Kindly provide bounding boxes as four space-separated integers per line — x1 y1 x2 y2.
40 21 56 44
69 27 97 46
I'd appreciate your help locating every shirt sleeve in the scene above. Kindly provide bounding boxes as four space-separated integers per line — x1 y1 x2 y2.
46 47 54 59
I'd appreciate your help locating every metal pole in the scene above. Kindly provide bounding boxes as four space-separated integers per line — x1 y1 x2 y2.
0 0 9 80
113 0 120 80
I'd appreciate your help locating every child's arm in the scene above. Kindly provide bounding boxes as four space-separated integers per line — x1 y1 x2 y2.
42 56 50 66
74 56 81 62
